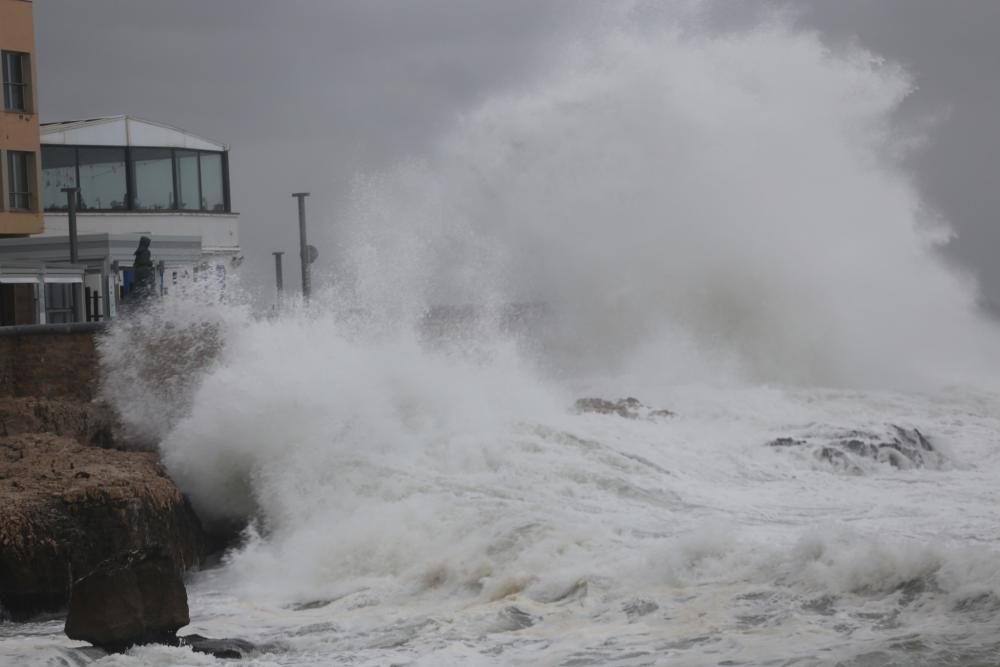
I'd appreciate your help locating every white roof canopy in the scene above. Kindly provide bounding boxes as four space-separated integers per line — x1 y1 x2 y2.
41 116 227 152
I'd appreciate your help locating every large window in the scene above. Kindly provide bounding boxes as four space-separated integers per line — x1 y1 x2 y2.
174 150 200 210
42 146 76 210
6 150 33 210
78 147 127 210
41 145 230 213
199 152 225 211
132 147 174 210
1 51 29 112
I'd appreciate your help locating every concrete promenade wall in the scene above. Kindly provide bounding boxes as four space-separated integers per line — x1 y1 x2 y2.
0 323 105 401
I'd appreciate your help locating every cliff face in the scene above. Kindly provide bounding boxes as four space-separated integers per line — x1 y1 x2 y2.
0 433 207 620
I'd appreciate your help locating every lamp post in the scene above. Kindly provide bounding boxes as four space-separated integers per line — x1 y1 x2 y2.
272 251 284 307
62 187 79 263
292 192 311 300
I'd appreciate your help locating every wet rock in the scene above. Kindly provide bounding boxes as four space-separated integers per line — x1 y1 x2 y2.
180 634 257 659
64 546 189 652
623 598 659 620
766 425 944 472
574 397 639 418
288 598 334 611
0 434 208 619
573 397 675 420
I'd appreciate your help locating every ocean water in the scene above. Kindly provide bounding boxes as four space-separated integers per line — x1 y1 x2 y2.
5 14 1000 667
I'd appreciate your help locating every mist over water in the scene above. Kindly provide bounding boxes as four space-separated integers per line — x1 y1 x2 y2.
87 17 1000 667
324 21 999 390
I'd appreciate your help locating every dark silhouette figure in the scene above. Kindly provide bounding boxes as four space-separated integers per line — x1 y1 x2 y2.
131 236 157 301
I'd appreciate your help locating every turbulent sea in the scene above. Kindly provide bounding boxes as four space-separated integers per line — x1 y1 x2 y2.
5 11 1000 667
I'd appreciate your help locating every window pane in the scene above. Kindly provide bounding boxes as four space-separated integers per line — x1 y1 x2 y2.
199 152 225 212
42 146 77 210
77 147 127 210
2 52 27 111
45 284 77 324
132 147 174 210
175 150 200 210
6 151 31 210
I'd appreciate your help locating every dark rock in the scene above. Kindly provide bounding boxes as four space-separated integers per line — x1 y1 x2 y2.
288 599 334 611
575 397 638 418
573 397 675 420
623 598 659 620
64 546 189 652
766 425 944 472
768 437 806 448
180 634 257 659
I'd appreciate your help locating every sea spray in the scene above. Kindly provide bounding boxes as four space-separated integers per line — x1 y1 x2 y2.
87 15 1000 666
320 23 999 390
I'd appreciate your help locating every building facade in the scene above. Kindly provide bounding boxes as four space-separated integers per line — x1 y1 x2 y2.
0 0 43 237
0 2 241 326
0 115 241 325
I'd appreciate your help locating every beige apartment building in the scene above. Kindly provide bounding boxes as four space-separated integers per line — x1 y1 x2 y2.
0 0 43 237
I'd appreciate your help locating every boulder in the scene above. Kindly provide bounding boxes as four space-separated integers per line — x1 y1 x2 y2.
573 397 675 420
64 546 189 652
0 434 208 619
767 425 944 472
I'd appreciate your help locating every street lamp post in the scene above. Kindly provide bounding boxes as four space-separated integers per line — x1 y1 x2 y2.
62 187 80 263
292 192 311 300
272 251 284 307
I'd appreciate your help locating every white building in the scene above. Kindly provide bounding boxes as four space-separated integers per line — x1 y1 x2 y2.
0 116 240 323
39 115 239 261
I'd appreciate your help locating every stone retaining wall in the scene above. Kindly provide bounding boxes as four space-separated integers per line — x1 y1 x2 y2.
0 323 105 402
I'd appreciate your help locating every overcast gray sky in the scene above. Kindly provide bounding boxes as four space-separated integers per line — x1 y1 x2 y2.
34 1 1000 304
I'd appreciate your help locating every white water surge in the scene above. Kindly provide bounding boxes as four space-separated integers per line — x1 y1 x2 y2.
6 16 1000 667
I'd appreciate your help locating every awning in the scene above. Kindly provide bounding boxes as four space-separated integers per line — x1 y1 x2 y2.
43 275 84 284
0 274 84 284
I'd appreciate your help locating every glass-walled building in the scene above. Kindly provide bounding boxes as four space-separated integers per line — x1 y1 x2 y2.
0 115 244 322
38 116 240 263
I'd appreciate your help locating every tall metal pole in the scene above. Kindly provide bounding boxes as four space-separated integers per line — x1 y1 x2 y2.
272 251 284 306
292 192 311 300
62 187 79 263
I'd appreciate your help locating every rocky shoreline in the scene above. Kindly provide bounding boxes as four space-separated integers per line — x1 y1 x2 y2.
0 430 209 621
0 398 215 615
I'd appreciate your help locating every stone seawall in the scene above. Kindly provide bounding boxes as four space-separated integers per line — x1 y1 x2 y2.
0 323 105 402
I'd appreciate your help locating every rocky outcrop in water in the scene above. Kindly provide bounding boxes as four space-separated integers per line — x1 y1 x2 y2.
0 434 207 620
64 546 189 652
574 397 674 420
180 634 258 659
767 425 945 472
